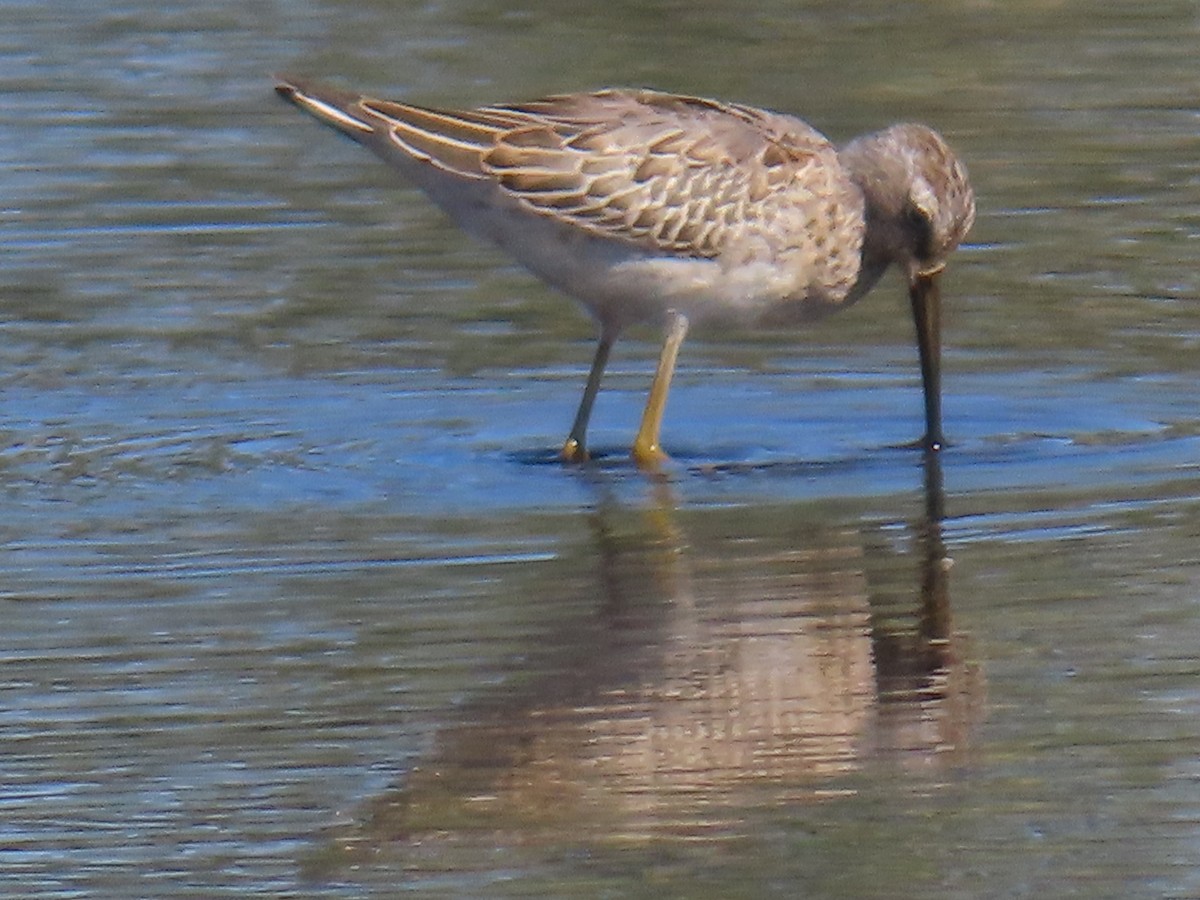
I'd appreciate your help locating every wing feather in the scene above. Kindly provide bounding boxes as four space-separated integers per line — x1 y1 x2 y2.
478 90 836 258
278 79 845 261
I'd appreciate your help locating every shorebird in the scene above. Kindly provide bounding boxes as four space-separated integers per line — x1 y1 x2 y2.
275 77 974 468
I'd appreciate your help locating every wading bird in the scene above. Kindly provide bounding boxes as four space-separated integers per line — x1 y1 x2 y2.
276 77 974 468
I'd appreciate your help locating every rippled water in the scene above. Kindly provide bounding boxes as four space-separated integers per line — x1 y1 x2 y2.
3 1 1200 897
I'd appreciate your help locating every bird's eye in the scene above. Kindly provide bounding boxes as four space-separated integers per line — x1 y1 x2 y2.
905 204 935 261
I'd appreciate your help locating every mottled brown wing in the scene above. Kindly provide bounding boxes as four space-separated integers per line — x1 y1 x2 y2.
279 81 841 261
478 90 837 258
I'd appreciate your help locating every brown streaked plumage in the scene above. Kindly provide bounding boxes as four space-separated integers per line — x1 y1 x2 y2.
274 76 975 467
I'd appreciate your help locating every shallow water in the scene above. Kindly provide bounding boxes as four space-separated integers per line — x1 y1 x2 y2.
3 1 1200 897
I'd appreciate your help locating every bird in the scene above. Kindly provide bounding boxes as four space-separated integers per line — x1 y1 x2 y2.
274 76 975 469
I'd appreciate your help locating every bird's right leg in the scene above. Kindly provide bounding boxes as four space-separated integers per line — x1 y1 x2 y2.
561 328 617 462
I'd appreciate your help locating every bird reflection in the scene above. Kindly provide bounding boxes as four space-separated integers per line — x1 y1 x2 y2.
318 455 982 860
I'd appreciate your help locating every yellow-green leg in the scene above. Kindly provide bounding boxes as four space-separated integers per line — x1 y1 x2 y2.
561 330 616 462
632 311 689 469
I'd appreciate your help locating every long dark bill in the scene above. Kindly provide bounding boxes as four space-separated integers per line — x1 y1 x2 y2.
908 270 944 452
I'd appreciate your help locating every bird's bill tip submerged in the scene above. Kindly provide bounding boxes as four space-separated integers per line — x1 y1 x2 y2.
908 268 944 452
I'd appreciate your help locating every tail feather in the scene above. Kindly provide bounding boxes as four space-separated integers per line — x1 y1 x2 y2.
362 100 497 177
275 75 508 180
274 76 374 136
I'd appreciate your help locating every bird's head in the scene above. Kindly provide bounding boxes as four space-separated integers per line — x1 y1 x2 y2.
840 124 975 452
841 123 975 279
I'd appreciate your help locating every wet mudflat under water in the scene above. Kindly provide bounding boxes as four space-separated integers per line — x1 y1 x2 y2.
3 1 1200 897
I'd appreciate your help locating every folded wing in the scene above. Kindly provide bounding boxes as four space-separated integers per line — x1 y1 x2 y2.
277 80 840 261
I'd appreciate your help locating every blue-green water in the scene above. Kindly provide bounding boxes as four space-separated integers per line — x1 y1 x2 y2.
3 1 1200 896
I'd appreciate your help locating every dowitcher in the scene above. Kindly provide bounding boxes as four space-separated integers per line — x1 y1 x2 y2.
275 77 975 468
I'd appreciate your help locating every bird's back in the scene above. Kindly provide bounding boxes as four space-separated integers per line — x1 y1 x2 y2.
277 80 868 325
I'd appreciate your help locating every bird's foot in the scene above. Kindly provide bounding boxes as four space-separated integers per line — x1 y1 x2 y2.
560 438 590 464
631 439 670 471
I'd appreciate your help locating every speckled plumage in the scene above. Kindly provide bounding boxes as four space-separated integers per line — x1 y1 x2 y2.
275 77 975 465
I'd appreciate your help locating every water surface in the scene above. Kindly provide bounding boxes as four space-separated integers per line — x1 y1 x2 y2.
3 1 1200 897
